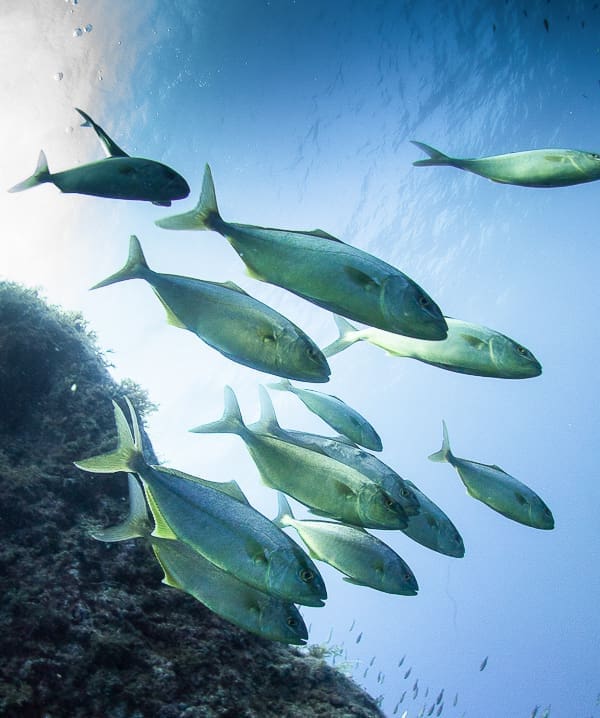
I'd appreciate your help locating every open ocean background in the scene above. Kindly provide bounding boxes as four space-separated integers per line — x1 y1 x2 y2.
1 1 599 716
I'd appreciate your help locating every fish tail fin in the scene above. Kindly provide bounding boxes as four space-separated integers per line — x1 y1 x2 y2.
254 384 284 435
91 235 151 290
155 164 221 231
273 491 294 528
321 315 363 357
428 420 453 463
411 141 453 167
91 474 151 541
74 398 146 474
266 378 293 393
8 150 51 192
189 385 248 437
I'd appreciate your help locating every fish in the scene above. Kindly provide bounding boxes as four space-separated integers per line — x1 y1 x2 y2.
404 667 412 679
400 480 465 558
453 693 458 707
411 140 600 188
94 474 308 645
74 397 327 607
190 386 410 530
155 164 448 340
398 655 406 667
436 703 443 716
274 493 418 595
427 704 435 716
356 631 363 644
436 689 444 705
429 422 555 530
250 386 419 521
91 235 330 382
530 706 540 718
323 315 541 380
479 656 489 671
539 705 551 718
9 108 190 205
267 378 382 450
399 690 406 702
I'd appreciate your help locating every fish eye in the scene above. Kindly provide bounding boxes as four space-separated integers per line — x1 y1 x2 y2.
299 568 314 583
590 153 600 160
400 487 410 498
418 296 430 308
286 616 298 627
384 495 395 508
516 345 527 355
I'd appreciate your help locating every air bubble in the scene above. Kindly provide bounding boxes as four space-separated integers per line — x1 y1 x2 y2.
54 72 64 81
73 27 83 37
84 23 92 33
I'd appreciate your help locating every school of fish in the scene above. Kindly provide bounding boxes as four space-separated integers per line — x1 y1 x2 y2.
10 109 560 659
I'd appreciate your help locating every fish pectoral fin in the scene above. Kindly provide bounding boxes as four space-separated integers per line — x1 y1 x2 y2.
145 487 178 540
221 280 249 295
514 491 528 505
245 537 269 565
460 334 488 350
152 200 172 207
244 264 266 281
153 290 188 329
344 266 381 290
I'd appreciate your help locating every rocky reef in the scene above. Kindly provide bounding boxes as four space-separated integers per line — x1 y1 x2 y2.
0 282 385 718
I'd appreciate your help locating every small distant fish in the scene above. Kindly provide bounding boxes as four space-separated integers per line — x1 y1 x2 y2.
404 667 412 679
92 236 330 383
401 711 408 718
398 655 406 667
540 706 551 718
412 140 600 188
267 378 382 451
427 704 436 716
349 619 356 632
370 656 376 666
413 679 419 691
436 689 444 705
399 690 406 703
356 632 363 644
530 706 540 718
436 702 444 716
429 422 555 530
424 687 429 697
9 107 189 204
544 18 549 31
156 164 448 341
453 693 458 707
479 656 489 672
363 667 369 678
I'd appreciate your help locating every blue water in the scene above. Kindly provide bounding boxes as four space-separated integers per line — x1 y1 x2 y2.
2 1 599 716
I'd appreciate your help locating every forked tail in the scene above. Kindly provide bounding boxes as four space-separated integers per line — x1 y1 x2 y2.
8 150 51 192
155 164 221 231
428 420 454 463
411 141 453 167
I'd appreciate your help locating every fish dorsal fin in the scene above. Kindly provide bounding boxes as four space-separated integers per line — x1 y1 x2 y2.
152 544 184 589
158 466 249 505
152 289 187 329
221 280 249 295
490 464 509 474
144 486 178 540
300 228 344 243
75 107 129 158
460 334 488 350
344 266 381 290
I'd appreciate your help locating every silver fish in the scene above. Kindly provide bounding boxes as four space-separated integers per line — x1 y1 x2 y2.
412 140 600 188
268 379 382 450
274 493 418 595
156 164 448 340
323 314 541 379
9 108 189 205
92 235 330 382
429 422 554 530
191 386 410 530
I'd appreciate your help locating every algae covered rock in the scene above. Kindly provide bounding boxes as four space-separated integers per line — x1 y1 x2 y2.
0 281 384 718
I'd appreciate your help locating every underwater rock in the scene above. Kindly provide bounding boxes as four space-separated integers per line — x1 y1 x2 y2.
0 281 384 718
